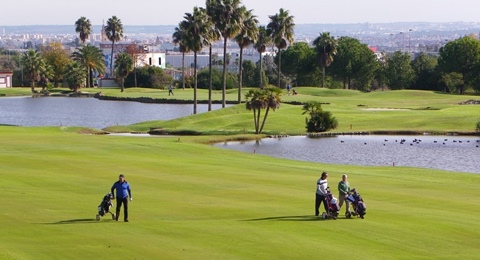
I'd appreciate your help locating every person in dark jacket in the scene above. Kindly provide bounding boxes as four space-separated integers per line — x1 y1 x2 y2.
111 174 132 222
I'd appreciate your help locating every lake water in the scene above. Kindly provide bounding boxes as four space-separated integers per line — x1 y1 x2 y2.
214 135 480 174
0 96 224 129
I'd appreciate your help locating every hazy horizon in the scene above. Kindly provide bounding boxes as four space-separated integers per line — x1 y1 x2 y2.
1 0 480 26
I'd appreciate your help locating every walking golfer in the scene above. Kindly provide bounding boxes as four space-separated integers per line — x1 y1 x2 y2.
315 172 329 216
111 174 132 222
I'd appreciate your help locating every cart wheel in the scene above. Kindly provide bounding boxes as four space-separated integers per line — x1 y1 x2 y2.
321 212 327 219
96 214 100 221
346 212 351 218
112 214 116 220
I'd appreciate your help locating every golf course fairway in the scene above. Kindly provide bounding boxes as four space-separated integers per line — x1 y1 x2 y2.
1 125 479 259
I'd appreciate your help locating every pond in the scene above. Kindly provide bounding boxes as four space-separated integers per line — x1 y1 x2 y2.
0 96 224 129
213 135 480 174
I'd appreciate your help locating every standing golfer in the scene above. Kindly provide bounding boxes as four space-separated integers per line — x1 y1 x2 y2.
338 174 351 214
315 172 329 216
111 174 132 222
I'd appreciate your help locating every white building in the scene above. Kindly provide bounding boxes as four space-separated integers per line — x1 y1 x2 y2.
0 70 13 88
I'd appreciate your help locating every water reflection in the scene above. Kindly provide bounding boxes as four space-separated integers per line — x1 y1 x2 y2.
214 135 480 174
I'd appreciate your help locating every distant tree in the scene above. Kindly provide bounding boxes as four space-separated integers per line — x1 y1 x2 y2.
172 23 190 91
197 67 238 90
330 37 378 90
114 52 133 92
105 16 124 77
440 72 463 93
74 17 92 45
241 60 257 87
71 45 105 88
438 36 480 94
41 42 71 87
302 101 338 133
207 0 244 108
63 61 86 92
313 32 338 88
124 44 146 88
245 87 282 134
235 8 258 104
384 51 415 90
254 25 271 88
21 49 47 90
267 8 295 88
180 7 210 114
280 42 320 86
124 66 172 88
410 52 439 90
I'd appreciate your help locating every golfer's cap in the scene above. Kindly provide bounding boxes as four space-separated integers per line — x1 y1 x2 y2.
119 174 125 178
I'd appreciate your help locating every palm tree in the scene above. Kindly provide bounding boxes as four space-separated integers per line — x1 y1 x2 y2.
21 49 46 90
245 87 282 134
180 7 210 114
205 0 222 111
313 32 338 88
207 0 244 108
235 7 258 104
254 26 270 88
71 45 106 88
267 8 295 88
63 61 86 92
105 16 124 77
172 25 190 91
114 52 133 92
74 17 92 45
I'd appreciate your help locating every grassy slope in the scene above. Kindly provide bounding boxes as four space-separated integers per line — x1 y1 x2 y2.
1 126 479 259
114 88 480 135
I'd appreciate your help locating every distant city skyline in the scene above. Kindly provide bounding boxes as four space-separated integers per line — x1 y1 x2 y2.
2 0 480 26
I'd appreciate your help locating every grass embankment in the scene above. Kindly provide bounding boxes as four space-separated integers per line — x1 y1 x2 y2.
0 126 479 259
101 88 480 135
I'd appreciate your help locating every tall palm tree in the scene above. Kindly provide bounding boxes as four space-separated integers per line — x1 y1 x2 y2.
172 25 190 91
71 45 106 88
74 17 92 45
21 49 46 89
254 25 271 88
205 0 221 111
267 8 295 89
180 7 210 114
105 16 124 77
313 32 338 88
234 7 258 104
114 52 133 92
207 0 244 108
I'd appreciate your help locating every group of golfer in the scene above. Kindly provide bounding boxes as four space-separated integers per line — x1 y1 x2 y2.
110 171 353 222
315 172 351 216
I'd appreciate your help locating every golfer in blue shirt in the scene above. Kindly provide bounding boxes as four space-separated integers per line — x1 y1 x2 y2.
111 174 132 222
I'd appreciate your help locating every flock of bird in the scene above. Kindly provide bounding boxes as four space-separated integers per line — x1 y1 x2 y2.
340 138 480 147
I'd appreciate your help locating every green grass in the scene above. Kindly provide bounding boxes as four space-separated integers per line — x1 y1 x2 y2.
106 88 480 135
0 126 479 259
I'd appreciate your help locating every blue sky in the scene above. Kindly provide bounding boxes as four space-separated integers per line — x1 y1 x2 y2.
2 0 480 26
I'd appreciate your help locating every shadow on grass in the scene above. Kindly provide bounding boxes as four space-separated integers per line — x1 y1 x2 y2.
243 215 328 222
46 218 100 224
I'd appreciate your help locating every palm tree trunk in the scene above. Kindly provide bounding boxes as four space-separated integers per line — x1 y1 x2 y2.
121 78 125 92
85 68 90 88
110 41 114 78
238 47 244 104
259 107 270 134
256 108 261 134
182 52 186 90
259 52 263 88
222 37 228 108
277 51 282 88
322 65 326 88
208 45 213 111
252 108 258 134
193 51 198 114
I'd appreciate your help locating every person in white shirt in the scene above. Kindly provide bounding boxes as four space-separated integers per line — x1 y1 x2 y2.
315 172 329 216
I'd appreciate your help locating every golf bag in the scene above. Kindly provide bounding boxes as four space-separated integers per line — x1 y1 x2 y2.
322 188 340 220
96 192 116 221
346 188 366 219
